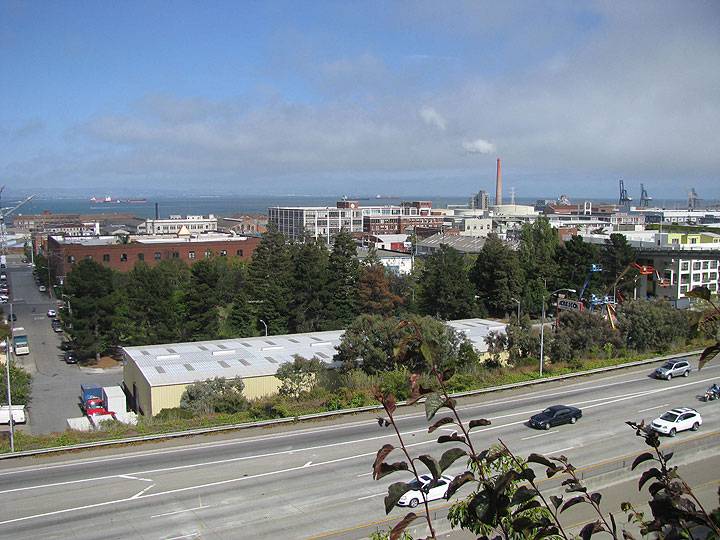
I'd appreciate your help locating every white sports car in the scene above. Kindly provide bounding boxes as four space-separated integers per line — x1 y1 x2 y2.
651 407 702 437
397 474 454 508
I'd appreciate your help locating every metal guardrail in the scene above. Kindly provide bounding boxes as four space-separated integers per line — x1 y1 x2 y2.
0 349 703 460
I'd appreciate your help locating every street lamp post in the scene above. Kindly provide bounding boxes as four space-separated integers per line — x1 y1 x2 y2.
61 294 72 318
511 297 521 323
539 288 576 377
5 303 15 452
259 319 268 337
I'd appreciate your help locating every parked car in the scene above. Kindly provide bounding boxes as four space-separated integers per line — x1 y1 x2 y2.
64 351 78 364
51 319 63 332
38 285 47 292
47 309 57 317
397 474 454 508
654 360 691 380
8 313 17 322
529 405 583 430
651 408 702 436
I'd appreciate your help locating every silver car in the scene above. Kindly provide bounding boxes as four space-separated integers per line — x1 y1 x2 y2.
654 360 691 380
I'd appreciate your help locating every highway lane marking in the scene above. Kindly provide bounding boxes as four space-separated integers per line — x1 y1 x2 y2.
165 533 199 540
151 505 212 519
522 431 558 440
544 446 575 455
3 375 714 496
0 472 157 495
2 361 702 477
356 493 385 501
131 484 155 499
356 472 373 477
118 474 154 482
638 403 670 413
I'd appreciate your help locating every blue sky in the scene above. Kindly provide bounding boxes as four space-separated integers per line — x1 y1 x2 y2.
1 1 718 199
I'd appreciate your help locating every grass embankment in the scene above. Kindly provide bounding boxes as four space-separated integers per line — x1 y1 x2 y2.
0 340 709 454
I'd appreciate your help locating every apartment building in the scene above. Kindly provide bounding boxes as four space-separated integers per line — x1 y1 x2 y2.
137 215 218 234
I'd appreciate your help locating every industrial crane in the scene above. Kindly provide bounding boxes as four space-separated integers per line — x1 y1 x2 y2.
0 186 35 259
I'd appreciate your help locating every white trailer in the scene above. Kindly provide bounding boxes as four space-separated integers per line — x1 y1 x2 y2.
0 405 26 424
102 386 126 414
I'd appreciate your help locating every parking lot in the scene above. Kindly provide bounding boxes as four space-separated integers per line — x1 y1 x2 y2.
3 255 121 435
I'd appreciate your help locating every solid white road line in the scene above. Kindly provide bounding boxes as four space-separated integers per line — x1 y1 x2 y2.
165 533 200 540
356 493 385 501
356 472 373 477
130 484 155 499
151 505 212 519
522 431 557 440
545 446 575 455
638 403 670 413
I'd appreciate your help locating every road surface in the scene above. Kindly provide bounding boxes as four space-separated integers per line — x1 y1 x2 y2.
0 355 719 539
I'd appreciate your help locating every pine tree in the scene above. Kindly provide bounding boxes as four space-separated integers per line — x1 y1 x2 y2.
288 238 329 332
518 217 560 315
470 233 523 318
556 235 601 298
247 226 293 335
183 258 222 341
323 230 360 329
418 244 476 320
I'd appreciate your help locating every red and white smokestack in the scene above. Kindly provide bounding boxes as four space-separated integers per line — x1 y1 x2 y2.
495 157 503 205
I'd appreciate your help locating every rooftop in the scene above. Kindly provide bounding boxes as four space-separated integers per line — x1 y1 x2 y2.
417 233 486 253
51 233 255 246
124 318 506 387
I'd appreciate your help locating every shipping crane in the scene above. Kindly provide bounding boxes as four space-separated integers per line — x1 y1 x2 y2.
639 183 652 208
618 178 632 208
0 186 35 258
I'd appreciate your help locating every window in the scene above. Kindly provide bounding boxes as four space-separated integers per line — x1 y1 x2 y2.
681 261 689 271
205 250 212 258
710 272 718 281
67 255 75 264
154 252 162 261
137 253 144 261
702 261 710 269
711 261 718 269
220 250 227 257
85 255 92 260
680 274 689 284
120 253 128 262
172 251 179 259
236 249 243 256
188 251 196 260
680 285 689 294
693 273 701 282
103 254 110 262
693 261 701 270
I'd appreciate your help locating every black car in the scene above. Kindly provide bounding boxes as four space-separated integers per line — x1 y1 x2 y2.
51 319 63 333
64 351 78 364
529 405 582 430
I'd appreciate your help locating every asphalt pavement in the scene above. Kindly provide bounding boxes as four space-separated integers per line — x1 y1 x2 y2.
0 356 718 539
4 256 121 435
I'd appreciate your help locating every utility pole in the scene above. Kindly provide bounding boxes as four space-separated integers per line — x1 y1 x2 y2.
5 303 15 452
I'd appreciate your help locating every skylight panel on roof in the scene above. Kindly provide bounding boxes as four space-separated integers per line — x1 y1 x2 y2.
310 336 324 342
239 359 251 366
184 364 195 371
197 345 208 351
288 338 300 343
265 340 276 345
155 366 166 374
217 343 228 350
141 350 150 355
166 348 177 353
265 357 278 363
218 361 230 368
241 342 252 348
315 352 329 359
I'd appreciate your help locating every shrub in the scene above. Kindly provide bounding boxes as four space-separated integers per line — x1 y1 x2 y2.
180 377 248 415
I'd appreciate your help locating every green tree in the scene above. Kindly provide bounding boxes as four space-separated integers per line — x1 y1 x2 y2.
556 235 601 298
65 259 118 361
183 258 223 341
179 377 248 415
0 361 32 405
549 310 623 364
618 300 692 352
288 238 329 333
323 230 360 329
601 233 636 296
518 218 559 315
276 355 323 399
247 226 293 335
418 244 476 320
505 315 540 364
470 233 523 318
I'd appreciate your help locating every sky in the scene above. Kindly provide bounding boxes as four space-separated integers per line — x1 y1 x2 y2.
1 0 719 200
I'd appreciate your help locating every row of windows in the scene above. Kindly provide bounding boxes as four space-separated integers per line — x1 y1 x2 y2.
680 260 719 271
66 249 244 264
681 283 718 294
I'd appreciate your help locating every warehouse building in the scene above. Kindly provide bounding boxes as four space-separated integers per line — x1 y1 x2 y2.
122 318 506 416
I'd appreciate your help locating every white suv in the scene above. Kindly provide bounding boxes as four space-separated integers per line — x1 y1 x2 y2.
651 407 702 437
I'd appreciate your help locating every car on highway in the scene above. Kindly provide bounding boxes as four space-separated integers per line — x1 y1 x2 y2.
529 405 583 430
51 319 63 332
38 285 47 292
651 407 702 436
47 309 57 317
397 474 454 508
654 360 691 380
64 351 78 364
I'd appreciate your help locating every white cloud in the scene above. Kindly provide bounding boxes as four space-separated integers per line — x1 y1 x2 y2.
462 138 496 155
419 107 447 131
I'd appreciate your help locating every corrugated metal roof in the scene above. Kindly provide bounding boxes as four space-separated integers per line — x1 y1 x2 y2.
123 318 506 387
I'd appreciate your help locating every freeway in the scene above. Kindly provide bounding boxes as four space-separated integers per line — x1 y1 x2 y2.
0 356 719 539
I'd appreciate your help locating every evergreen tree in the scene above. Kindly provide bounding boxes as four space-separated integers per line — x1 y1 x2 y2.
183 258 222 341
65 260 118 361
602 233 637 296
418 244 476 320
556 235 602 298
323 230 360 329
470 233 523 318
518 217 559 315
288 237 329 332
247 226 293 335
358 261 403 316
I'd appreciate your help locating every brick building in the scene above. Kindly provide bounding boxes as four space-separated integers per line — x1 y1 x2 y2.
48 233 260 281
